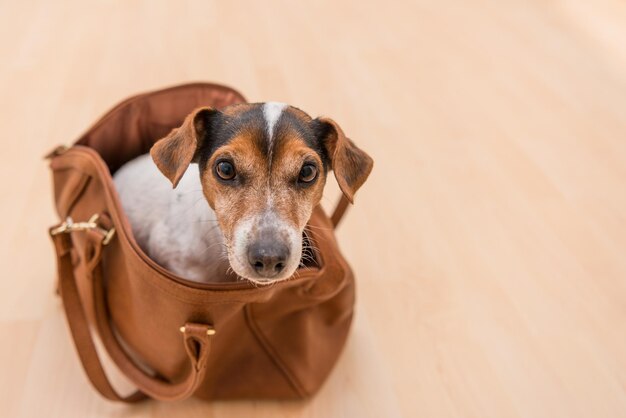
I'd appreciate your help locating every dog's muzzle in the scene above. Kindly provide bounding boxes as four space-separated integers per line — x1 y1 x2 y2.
247 235 290 278
230 213 302 281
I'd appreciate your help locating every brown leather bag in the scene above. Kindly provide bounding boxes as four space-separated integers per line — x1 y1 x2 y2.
47 83 355 402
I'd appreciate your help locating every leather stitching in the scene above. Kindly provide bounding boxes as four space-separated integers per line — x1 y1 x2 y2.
243 304 308 398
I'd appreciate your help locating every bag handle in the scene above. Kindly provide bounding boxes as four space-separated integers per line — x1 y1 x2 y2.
50 219 214 402
331 195 351 228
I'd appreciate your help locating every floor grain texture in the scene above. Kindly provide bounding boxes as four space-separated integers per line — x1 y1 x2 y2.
2 1 626 417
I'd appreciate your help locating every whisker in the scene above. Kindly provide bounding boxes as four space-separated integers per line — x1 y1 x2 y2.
304 224 332 231
200 240 228 255
302 229 321 256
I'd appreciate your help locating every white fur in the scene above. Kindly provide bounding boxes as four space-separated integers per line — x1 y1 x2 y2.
263 102 287 164
114 154 226 282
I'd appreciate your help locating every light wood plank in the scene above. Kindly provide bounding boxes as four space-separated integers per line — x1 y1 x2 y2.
2 0 626 416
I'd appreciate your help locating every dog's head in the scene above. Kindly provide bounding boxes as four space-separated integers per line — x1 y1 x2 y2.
150 103 373 284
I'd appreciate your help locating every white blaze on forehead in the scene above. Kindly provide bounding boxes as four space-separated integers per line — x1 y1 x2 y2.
263 102 287 155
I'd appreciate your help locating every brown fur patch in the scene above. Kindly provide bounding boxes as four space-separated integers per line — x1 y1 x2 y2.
200 121 326 242
151 107 213 187
316 117 374 203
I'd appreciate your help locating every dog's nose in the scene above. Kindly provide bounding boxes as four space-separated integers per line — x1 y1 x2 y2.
247 240 290 278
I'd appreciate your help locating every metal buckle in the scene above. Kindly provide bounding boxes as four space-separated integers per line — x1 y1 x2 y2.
50 214 116 245
44 144 70 159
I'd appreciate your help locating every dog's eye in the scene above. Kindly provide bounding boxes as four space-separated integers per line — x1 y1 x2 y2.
298 164 318 183
216 161 236 180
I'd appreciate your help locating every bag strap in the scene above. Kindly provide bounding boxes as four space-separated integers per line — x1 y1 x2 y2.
50 193 348 401
50 219 214 402
331 195 351 228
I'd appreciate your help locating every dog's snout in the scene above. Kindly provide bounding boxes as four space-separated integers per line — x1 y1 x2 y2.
247 239 290 278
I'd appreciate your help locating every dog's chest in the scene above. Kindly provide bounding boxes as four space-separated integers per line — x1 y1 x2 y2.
114 154 229 282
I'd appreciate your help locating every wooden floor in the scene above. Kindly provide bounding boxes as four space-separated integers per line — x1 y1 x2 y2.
2 0 626 416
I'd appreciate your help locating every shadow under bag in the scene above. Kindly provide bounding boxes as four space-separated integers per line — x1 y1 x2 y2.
47 83 355 402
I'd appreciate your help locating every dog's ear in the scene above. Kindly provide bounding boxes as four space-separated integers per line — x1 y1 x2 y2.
313 117 373 203
150 107 218 188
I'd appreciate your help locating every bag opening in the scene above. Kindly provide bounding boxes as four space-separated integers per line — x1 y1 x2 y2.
76 83 248 173
69 83 323 285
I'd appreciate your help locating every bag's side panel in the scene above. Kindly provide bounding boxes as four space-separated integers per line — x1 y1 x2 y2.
104 243 305 399
245 209 356 396
51 166 91 219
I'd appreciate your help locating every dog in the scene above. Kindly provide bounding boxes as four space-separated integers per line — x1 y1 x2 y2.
114 102 373 284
